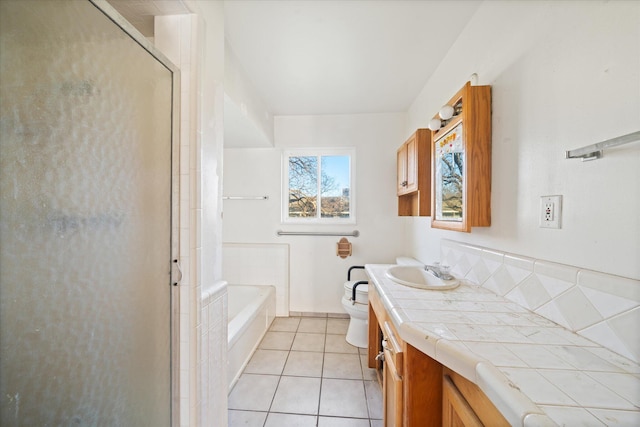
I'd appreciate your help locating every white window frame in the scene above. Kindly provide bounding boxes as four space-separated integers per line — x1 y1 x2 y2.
282 147 356 224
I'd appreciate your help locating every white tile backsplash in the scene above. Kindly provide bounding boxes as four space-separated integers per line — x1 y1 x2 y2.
441 239 640 364
534 300 572 330
507 275 552 310
580 308 640 362
552 287 603 330
578 269 640 305
533 260 579 284
581 285 637 319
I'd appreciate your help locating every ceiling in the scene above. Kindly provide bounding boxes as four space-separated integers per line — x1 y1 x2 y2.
107 0 189 37
109 0 481 116
224 1 482 116
107 0 483 146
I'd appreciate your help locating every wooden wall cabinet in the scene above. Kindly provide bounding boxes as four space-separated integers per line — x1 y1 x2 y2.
430 82 491 232
397 129 431 216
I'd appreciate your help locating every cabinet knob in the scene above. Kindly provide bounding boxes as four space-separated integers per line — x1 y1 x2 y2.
375 351 385 362
401 181 408 187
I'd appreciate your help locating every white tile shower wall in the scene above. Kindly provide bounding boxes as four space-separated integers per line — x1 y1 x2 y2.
222 243 290 316
154 13 201 427
440 239 640 363
201 282 228 427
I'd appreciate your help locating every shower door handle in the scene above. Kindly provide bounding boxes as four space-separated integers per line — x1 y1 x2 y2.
172 259 183 286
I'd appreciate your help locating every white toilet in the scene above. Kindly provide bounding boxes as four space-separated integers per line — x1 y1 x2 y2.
341 258 424 348
341 277 369 348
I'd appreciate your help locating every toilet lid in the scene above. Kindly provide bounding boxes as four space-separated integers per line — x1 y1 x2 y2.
344 280 368 304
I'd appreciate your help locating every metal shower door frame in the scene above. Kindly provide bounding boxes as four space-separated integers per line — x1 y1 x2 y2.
87 1 182 424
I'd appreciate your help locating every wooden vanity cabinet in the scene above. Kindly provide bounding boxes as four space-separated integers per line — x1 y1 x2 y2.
368 285 442 426
443 374 483 427
397 129 431 216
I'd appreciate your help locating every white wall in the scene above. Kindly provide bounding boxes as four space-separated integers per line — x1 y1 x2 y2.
196 0 225 291
223 243 289 316
406 0 640 280
223 113 408 313
224 44 274 147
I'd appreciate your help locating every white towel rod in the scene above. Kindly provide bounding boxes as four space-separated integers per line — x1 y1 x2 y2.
277 230 360 237
565 130 640 161
222 196 269 200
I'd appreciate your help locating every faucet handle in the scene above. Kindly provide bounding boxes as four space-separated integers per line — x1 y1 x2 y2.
440 265 453 280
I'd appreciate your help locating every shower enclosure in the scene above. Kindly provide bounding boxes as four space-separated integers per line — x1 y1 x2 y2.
0 0 179 425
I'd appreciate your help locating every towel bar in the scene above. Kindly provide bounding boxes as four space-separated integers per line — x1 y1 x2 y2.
565 131 640 161
276 230 360 237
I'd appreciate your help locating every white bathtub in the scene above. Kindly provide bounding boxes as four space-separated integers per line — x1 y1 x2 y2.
227 284 276 390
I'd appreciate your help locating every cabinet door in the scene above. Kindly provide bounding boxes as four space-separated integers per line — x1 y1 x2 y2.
405 136 418 192
383 348 403 427
397 144 408 195
397 136 418 196
430 82 491 232
443 375 483 427
443 368 509 426
397 129 432 216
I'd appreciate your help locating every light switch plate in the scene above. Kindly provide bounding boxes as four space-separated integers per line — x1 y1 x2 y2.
540 195 562 229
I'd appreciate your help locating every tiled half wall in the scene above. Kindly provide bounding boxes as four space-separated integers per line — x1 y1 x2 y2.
201 281 228 426
440 239 640 363
222 243 289 316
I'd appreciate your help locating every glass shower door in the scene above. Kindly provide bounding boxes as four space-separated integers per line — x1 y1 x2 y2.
0 1 175 425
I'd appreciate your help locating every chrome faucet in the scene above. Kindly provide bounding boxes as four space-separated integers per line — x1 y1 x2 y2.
425 264 453 280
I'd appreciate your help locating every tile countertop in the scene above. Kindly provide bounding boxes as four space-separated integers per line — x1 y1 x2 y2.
365 264 640 427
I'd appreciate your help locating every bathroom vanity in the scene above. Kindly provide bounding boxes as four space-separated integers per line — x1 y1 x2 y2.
368 283 507 426
366 263 640 427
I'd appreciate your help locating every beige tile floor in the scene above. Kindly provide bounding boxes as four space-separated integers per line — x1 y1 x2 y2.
228 317 383 427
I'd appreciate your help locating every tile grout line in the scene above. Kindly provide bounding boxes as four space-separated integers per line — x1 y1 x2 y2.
316 330 327 425
231 317 382 426
263 320 298 427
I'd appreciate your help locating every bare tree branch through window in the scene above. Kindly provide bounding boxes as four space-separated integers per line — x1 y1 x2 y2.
287 154 351 220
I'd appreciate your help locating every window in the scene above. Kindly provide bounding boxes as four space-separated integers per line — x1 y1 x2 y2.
283 148 355 223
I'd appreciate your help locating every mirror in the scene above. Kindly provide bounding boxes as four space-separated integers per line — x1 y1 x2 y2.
434 122 464 222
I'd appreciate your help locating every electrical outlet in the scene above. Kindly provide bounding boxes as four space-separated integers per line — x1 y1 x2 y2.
540 195 562 229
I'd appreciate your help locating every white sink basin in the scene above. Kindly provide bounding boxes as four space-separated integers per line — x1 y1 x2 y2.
385 266 460 290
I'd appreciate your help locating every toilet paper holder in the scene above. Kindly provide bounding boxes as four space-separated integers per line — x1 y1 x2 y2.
336 237 352 258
